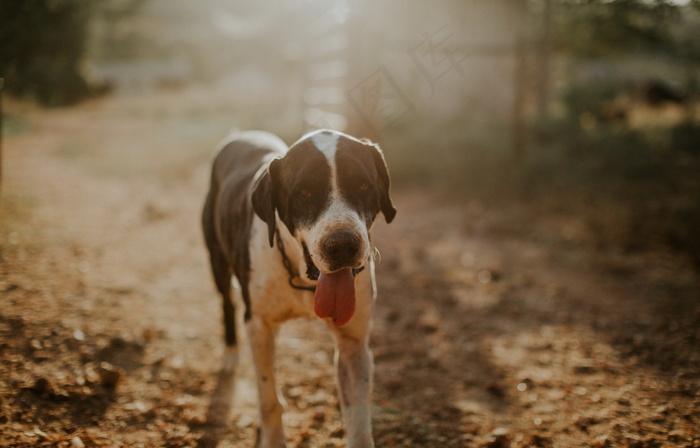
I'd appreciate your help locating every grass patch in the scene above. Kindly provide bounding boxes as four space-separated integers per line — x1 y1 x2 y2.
520 118 700 265
379 101 700 268
54 141 90 159
1 114 31 137
0 192 40 254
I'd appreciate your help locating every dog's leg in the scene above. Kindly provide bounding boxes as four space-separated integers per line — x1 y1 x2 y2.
203 198 239 373
247 317 286 448
329 271 376 448
203 207 239 425
209 247 239 373
221 278 242 373
331 329 374 448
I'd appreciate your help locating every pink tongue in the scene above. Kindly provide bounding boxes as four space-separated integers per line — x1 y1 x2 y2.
314 268 356 326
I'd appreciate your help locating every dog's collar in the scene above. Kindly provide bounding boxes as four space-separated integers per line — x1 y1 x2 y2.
275 230 317 292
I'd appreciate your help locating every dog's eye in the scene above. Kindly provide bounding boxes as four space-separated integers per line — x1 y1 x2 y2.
358 182 369 193
299 189 312 198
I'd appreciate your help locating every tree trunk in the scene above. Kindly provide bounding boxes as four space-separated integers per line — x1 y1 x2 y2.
536 0 553 121
512 0 528 162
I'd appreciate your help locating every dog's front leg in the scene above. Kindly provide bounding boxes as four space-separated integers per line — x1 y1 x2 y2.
328 268 376 448
331 326 375 448
247 317 286 448
329 266 376 448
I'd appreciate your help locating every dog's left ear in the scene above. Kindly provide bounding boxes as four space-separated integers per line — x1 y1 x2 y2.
365 141 397 223
252 159 280 247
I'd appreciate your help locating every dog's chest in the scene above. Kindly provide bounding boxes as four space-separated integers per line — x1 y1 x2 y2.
247 218 318 322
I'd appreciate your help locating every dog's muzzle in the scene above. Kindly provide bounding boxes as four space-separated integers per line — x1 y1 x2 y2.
303 235 365 282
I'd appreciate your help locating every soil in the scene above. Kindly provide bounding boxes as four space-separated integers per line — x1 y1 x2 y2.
1 91 699 448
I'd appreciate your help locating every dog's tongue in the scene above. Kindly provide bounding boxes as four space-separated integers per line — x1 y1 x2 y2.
314 268 355 326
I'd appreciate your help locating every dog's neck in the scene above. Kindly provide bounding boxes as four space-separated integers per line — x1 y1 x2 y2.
273 216 316 291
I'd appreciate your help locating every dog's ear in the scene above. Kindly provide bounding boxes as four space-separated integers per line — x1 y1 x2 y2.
366 142 397 223
252 159 280 247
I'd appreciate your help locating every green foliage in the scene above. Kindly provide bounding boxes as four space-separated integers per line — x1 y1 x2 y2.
671 123 700 155
0 0 146 106
0 192 40 253
672 6 700 63
562 80 628 121
554 0 681 57
526 114 700 266
536 0 700 265
0 0 92 106
665 195 700 267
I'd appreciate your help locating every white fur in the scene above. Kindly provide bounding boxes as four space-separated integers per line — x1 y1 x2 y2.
310 130 339 163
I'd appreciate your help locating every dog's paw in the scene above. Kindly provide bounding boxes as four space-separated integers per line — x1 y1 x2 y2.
254 428 287 448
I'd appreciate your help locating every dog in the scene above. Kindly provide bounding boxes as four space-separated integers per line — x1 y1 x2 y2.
202 129 396 448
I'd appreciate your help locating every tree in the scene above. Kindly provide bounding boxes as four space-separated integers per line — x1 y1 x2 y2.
553 0 680 57
0 0 145 106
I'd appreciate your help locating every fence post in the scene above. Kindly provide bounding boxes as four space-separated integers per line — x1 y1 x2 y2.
511 0 528 163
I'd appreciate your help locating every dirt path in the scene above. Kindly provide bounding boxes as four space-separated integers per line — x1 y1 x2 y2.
1 93 699 447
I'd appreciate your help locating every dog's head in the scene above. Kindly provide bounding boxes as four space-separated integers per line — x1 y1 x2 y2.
252 129 396 282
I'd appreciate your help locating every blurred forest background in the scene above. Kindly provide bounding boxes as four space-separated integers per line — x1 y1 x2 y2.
2 0 700 265
2 2 700 446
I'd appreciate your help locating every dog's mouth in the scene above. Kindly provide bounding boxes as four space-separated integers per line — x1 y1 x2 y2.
302 241 365 327
303 242 320 281
302 242 364 281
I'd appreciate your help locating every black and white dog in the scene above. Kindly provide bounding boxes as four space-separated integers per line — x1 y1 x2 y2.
202 129 396 448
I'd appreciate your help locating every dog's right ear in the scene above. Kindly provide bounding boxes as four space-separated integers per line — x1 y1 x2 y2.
252 159 280 247
366 142 397 224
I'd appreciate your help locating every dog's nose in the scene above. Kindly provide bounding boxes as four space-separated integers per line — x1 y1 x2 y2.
323 232 361 266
